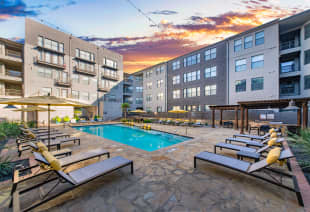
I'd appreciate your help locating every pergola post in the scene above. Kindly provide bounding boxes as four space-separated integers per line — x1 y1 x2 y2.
240 106 244 134
245 108 249 131
220 110 223 126
302 102 308 129
212 109 215 128
297 108 301 127
234 107 238 130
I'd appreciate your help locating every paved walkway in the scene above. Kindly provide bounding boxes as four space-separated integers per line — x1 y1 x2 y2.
0 123 303 211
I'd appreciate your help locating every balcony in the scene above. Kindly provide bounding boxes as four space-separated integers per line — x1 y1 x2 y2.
37 45 65 55
101 72 119 81
0 88 22 97
75 66 97 76
279 77 300 98
98 86 110 92
123 89 133 96
75 56 96 64
0 49 23 64
124 79 133 85
35 57 66 69
0 69 22 83
55 78 72 87
280 40 300 51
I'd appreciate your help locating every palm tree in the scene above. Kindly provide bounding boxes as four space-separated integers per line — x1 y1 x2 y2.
121 103 130 120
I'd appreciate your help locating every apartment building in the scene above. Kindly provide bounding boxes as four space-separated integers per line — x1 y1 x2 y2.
167 41 227 111
123 71 143 111
0 38 24 120
126 9 310 112
228 20 280 104
143 63 167 112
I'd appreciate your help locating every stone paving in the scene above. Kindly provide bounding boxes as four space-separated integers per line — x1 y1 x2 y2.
0 123 304 212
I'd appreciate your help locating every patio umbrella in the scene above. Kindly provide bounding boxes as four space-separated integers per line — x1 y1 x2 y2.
168 109 189 120
0 94 90 150
13 106 56 128
130 109 146 113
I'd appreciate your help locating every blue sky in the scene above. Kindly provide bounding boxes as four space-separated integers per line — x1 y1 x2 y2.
0 0 309 72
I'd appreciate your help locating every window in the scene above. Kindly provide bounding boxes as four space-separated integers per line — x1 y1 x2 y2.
305 75 310 90
205 66 216 78
104 58 117 68
157 79 163 88
156 66 164 74
205 48 216 60
173 90 180 99
38 36 43 46
51 41 58 51
81 76 89 85
235 80 246 92
255 31 264 45
172 106 181 110
184 54 200 67
136 87 143 92
251 77 264 91
59 55 64 65
244 35 253 49
305 24 310 40
45 52 51 63
37 67 52 78
204 105 210 111
54 88 60 97
146 82 152 89
77 61 95 72
41 87 52 96
157 106 162 112
59 43 64 53
234 39 242 52
44 39 52 49
61 89 68 98
145 71 152 78
75 49 80 57
235 59 247 72
136 97 143 104
305 50 310 65
72 90 79 99
172 60 180 70
52 53 58 64
184 70 200 82
173 75 180 85
205 85 216 96
146 94 152 102
251 54 264 69
183 87 200 98
157 93 164 101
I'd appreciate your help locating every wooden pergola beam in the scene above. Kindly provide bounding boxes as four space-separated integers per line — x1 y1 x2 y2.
220 109 223 126
234 107 238 130
302 102 308 129
212 109 215 128
245 108 249 131
240 106 244 134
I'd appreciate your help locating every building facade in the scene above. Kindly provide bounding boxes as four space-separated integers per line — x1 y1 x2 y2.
123 72 143 111
143 63 167 112
23 18 123 121
167 41 227 111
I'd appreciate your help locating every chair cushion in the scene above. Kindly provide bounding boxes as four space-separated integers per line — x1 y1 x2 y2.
267 138 277 147
269 128 275 134
36 142 48 153
270 132 277 138
42 151 62 171
266 147 281 164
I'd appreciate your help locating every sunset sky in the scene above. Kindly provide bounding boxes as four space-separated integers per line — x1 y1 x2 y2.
0 0 309 73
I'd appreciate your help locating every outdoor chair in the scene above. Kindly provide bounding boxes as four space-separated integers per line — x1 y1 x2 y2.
194 148 303 206
11 150 133 212
259 125 271 135
11 145 110 198
225 137 284 148
192 121 203 127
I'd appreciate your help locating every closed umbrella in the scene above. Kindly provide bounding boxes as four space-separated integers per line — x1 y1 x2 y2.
0 94 90 150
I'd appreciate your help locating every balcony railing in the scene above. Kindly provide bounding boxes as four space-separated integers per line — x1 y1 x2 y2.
280 40 300 51
75 56 96 64
37 45 65 55
0 88 22 96
280 64 298 74
5 69 22 78
55 78 72 87
101 72 119 81
35 57 66 69
280 86 300 96
124 79 133 85
75 66 96 76
6 49 22 59
98 86 110 92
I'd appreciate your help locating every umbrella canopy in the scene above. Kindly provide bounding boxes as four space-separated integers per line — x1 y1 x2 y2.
0 94 90 150
130 109 146 113
168 109 188 113
13 106 56 112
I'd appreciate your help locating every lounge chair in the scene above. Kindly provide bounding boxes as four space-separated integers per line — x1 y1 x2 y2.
192 121 203 127
233 129 281 141
11 151 133 212
194 148 303 206
225 137 285 148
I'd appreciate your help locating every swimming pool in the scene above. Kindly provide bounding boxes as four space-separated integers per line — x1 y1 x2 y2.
73 124 190 151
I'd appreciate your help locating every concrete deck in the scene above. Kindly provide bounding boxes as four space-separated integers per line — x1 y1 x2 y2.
0 123 303 211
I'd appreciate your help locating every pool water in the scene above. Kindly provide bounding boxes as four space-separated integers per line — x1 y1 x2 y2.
73 124 190 151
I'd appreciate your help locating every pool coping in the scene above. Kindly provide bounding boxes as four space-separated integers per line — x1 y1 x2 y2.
71 123 196 153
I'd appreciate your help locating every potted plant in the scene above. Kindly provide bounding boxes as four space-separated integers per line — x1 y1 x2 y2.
121 103 130 120
63 116 70 123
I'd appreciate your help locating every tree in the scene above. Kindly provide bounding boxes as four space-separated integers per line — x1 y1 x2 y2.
121 103 130 119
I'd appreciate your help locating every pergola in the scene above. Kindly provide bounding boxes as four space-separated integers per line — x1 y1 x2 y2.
210 98 310 134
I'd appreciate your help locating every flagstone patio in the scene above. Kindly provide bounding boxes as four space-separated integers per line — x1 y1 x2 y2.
0 123 303 211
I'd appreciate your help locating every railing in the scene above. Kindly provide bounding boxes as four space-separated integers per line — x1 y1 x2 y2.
123 89 133 94
135 101 143 104
5 69 22 78
75 66 96 76
101 72 119 80
75 56 96 64
6 49 22 59
98 86 110 92
124 100 133 104
280 87 300 96
55 78 72 87
5 89 22 96
280 64 297 74
280 40 300 51
35 57 66 69
124 79 133 84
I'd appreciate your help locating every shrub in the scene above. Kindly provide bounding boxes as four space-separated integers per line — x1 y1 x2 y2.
52 116 61 123
63 116 70 123
121 119 128 122
27 121 36 128
0 122 21 140
143 119 152 123
0 156 12 179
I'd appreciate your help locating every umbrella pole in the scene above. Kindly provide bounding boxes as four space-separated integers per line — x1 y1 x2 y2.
36 111 39 128
48 104 50 151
